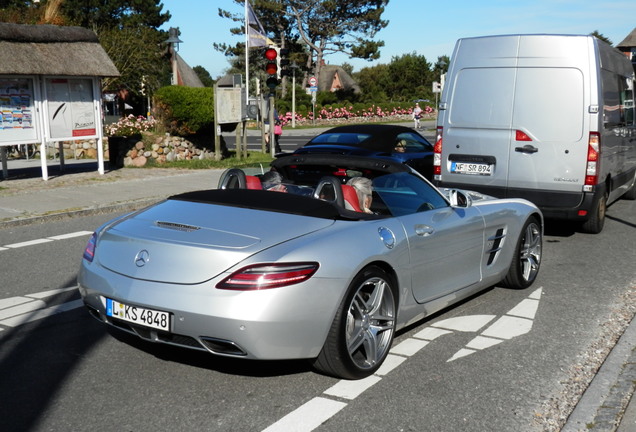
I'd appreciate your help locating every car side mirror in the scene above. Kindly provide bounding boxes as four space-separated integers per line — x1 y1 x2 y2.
449 189 472 208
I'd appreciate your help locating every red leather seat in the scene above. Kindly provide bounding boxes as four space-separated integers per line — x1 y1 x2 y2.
342 185 362 212
245 175 262 190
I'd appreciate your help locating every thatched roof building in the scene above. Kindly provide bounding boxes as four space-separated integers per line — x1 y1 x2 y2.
318 64 360 94
0 22 119 77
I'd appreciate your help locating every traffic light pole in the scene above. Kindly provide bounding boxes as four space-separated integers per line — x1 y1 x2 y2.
268 94 276 157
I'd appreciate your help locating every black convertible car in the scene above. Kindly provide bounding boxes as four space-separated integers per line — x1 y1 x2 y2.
293 124 434 179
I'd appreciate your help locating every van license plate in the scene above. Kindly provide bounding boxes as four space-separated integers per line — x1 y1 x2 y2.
451 162 492 175
105 298 170 331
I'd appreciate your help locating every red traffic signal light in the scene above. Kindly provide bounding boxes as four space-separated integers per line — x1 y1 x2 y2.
264 48 277 61
265 62 277 76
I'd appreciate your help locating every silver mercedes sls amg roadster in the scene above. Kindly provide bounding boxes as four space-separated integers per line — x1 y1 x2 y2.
79 154 543 379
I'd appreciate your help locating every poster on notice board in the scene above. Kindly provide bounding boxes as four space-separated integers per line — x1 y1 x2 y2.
46 78 97 140
0 77 38 145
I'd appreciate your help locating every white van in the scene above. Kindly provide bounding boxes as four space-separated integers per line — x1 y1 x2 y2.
435 34 636 233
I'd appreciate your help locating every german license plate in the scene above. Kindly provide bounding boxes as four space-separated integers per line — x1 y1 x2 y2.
451 162 492 175
105 298 170 331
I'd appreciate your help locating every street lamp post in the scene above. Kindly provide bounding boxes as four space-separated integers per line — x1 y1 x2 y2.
164 27 183 85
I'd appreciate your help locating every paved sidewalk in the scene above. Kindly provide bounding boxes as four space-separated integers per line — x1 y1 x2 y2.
0 159 227 226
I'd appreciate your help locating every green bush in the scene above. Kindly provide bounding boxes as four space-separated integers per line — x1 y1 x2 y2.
154 86 214 136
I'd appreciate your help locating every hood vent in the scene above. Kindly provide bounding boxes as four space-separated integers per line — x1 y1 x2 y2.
156 221 201 232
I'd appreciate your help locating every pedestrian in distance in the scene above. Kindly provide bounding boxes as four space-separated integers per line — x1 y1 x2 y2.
413 102 423 130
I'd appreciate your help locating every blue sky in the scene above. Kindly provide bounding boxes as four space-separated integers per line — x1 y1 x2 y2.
159 0 636 79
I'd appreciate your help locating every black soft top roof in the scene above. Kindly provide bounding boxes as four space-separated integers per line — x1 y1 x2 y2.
168 189 382 220
271 153 410 174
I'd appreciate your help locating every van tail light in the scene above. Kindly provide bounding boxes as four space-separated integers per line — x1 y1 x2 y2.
216 262 319 290
433 126 443 176
515 130 532 141
585 132 600 188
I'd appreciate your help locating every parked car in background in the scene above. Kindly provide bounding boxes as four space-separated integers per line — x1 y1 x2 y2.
293 124 435 180
79 154 543 380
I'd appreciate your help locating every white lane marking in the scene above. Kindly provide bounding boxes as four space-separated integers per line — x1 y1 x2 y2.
47 231 93 240
0 286 82 328
1 299 83 327
0 296 33 309
0 299 47 320
390 337 429 356
25 286 78 299
507 298 540 319
375 354 407 376
430 314 496 332
262 397 347 432
1 230 91 251
324 375 382 400
481 315 533 340
260 287 544 432
5 238 53 248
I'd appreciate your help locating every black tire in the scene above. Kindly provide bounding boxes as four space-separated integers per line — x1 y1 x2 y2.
502 216 542 289
581 192 607 234
313 266 396 379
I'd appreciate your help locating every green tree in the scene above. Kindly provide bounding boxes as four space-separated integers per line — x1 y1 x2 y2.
193 66 215 87
354 63 390 102
60 0 170 29
386 53 432 101
287 0 389 81
590 30 612 46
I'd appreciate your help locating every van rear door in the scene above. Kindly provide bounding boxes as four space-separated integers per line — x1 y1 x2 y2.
507 66 587 201
443 66 516 193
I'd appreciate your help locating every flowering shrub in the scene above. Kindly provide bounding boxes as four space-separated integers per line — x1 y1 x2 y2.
276 103 434 127
105 115 157 137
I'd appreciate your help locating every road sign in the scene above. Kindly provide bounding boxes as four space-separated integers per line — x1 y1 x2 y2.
308 76 317 87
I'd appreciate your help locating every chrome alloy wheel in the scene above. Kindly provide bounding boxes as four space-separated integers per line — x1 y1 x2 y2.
519 221 542 283
344 276 396 371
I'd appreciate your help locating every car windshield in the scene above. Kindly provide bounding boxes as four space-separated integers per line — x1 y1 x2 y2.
215 167 449 219
307 132 372 146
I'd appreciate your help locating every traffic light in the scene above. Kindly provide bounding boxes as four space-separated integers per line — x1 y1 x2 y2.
264 47 278 91
278 48 290 78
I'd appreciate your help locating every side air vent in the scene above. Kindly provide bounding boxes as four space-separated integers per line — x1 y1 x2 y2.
486 228 506 266
156 221 201 232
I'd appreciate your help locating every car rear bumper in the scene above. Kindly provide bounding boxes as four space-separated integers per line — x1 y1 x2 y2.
78 263 344 360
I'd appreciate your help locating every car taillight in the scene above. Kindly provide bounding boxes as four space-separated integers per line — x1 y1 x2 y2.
433 126 443 176
584 132 600 189
83 233 97 262
216 262 319 290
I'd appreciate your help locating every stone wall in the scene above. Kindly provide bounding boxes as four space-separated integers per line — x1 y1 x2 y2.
58 134 214 167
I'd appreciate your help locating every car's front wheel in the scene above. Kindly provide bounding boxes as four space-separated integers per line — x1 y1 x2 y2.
313 266 396 379
502 216 542 289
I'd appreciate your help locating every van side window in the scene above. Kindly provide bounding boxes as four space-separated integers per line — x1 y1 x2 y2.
602 69 630 128
621 77 634 126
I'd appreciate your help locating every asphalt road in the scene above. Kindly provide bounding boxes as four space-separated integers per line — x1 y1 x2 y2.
0 197 634 431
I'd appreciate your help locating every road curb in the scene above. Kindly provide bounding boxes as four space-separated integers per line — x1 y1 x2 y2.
562 315 636 431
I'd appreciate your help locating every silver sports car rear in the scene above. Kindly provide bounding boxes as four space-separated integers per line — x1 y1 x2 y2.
79 154 542 379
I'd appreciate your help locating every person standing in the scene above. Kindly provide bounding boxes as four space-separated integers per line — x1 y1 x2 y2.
412 102 423 129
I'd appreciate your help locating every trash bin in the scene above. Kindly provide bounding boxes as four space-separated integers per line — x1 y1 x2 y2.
108 136 124 170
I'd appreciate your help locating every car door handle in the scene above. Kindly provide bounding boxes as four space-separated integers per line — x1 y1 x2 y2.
415 224 434 236
515 144 538 153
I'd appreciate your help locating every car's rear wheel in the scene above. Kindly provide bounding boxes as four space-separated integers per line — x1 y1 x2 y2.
502 216 542 289
313 266 396 379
